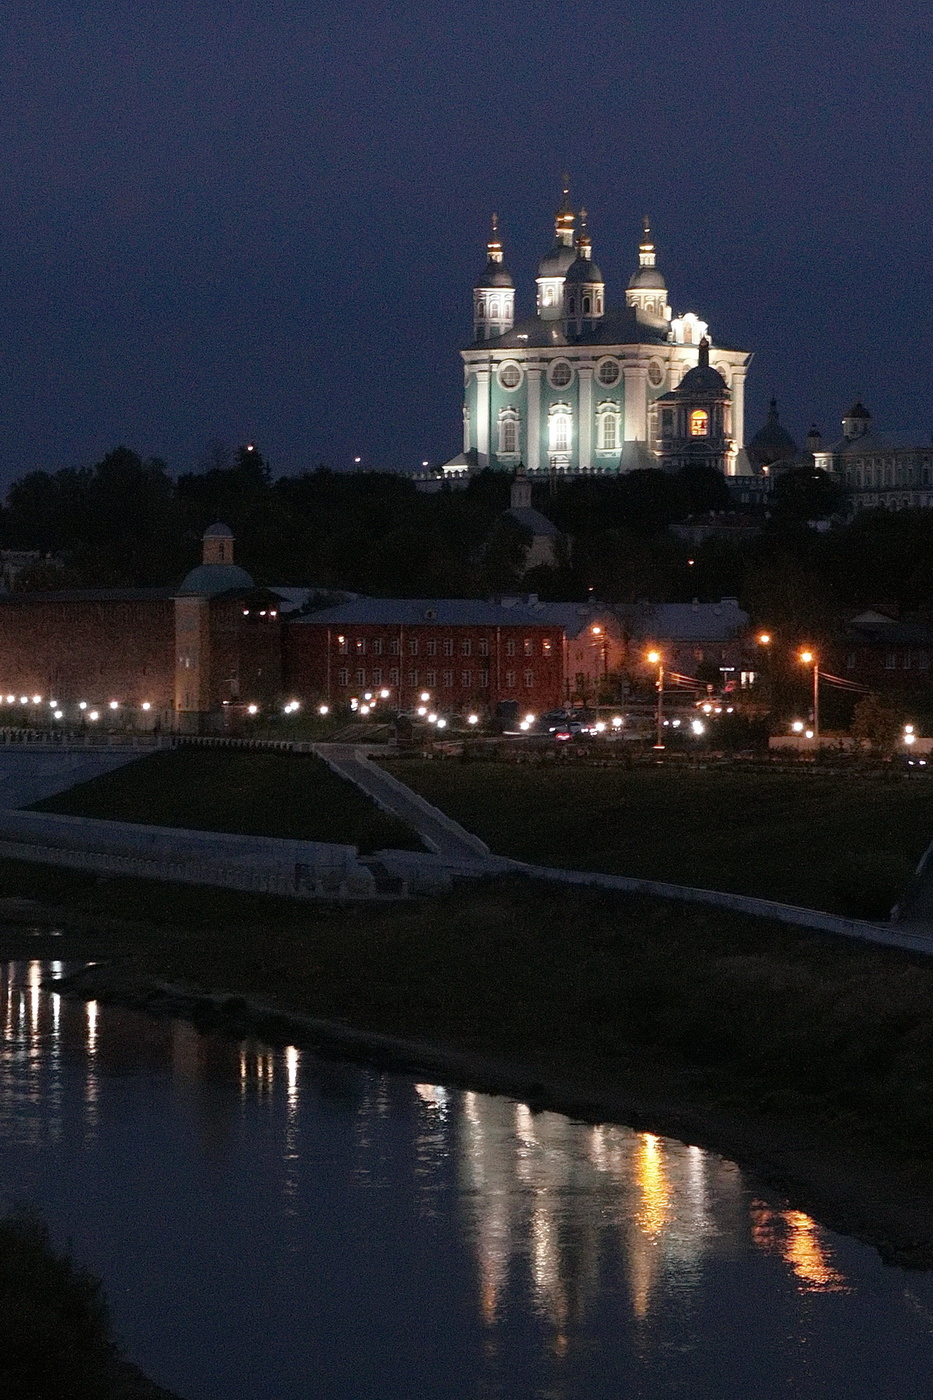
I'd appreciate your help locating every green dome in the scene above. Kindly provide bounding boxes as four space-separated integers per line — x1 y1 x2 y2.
178 563 255 595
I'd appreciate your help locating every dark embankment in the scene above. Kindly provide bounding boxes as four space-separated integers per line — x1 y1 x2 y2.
0 1211 180 1399
10 856 933 1267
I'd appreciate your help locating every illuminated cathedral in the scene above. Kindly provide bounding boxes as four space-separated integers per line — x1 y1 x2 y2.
442 185 754 479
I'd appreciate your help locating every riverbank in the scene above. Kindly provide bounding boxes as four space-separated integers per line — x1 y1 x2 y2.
5 865 933 1269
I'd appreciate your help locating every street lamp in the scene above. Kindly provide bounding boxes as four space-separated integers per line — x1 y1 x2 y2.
647 649 664 749
799 650 819 742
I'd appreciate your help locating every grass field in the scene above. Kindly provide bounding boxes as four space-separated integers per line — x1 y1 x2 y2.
381 760 933 913
33 748 421 853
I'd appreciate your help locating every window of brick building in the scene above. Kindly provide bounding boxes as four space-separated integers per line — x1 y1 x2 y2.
478 638 489 656
524 639 533 656
372 668 382 686
337 636 348 654
461 671 472 687
443 639 454 657
920 652 930 670
389 668 399 686
478 669 489 688
461 639 472 656
408 669 418 686
408 639 418 655
846 654 856 670
355 638 366 654
505 670 516 688
506 639 516 656
338 668 349 685
885 652 897 669
524 670 535 687
442 669 453 687
426 639 437 657
390 639 400 655
426 669 437 687
372 639 383 655
356 669 365 686
542 638 552 655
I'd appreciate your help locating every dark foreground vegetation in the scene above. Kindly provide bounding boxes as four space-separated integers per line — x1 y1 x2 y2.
0 1211 175 1399
6 857 933 1261
34 748 421 854
385 758 933 914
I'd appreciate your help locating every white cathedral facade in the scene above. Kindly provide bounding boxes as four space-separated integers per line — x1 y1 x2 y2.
442 188 754 480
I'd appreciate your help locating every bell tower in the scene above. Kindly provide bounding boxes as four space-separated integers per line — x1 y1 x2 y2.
473 214 514 340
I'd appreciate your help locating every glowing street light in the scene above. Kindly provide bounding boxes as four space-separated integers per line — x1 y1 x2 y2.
799 649 820 742
467 714 479 725
247 704 259 716
142 702 151 711
758 632 771 646
318 704 330 716
647 649 665 749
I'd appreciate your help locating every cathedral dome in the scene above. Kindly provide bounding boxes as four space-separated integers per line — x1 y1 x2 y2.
178 563 255 595
564 255 603 283
537 243 577 279
747 399 798 467
475 258 513 289
627 265 666 290
677 362 728 397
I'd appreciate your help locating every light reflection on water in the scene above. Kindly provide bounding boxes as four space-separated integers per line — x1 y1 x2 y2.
0 959 931 1400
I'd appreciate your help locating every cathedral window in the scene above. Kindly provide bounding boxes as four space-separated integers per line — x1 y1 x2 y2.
549 405 572 454
497 406 520 458
597 359 620 386
582 296 591 314
690 410 709 437
476 302 485 318
549 361 573 388
568 296 576 315
498 362 521 390
596 404 621 452
490 300 499 319
596 296 603 314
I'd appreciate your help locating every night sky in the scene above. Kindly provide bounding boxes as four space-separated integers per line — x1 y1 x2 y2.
2 0 932 485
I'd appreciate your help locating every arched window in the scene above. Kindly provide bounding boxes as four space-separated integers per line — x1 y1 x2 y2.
683 324 693 344
549 405 572 454
582 295 591 314
489 300 499 319
690 409 709 437
497 407 520 459
476 302 485 318
596 403 621 453
568 296 576 315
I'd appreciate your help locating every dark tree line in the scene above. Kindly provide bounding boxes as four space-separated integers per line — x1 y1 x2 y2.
2 446 931 639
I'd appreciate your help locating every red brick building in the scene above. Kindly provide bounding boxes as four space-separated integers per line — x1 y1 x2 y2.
285 599 567 715
0 525 282 731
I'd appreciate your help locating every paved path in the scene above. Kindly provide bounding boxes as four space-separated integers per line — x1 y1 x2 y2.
313 744 504 863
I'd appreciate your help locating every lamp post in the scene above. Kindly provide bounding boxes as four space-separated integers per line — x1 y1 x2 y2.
647 649 664 749
799 650 819 742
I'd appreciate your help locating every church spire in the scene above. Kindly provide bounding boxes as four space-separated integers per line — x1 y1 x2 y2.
473 212 514 340
486 212 504 264
554 174 575 247
639 216 656 268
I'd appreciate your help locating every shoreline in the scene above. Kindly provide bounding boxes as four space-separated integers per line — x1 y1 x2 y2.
3 881 933 1274
52 950 933 1274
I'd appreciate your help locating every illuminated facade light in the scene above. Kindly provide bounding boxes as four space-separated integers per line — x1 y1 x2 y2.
78 702 87 711
467 714 479 724
791 720 804 732
318 704 329 715
247 704 258 715
53 710 63 720
109 700 119 710
31 695 41 704
142 702 151 711
436 718 447 728
88 710 99 721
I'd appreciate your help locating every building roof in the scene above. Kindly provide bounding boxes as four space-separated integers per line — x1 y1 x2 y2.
617 598 748 642
177 562 256 595
672 360 730 398
290 597 565 628
0 587 176 605
845 402 871 420
507 506 562 537
203 521 234 538
845 610 933 646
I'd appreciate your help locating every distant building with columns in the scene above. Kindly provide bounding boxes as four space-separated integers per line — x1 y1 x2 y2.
442 187 754 481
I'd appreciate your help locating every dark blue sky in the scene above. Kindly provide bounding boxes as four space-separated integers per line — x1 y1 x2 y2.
2 0 931 484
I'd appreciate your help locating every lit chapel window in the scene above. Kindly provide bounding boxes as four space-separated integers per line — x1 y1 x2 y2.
690 410 709 437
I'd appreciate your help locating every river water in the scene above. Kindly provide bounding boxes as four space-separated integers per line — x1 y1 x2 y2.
2 958 933 1399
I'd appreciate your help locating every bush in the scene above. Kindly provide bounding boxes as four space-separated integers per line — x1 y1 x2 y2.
0 1212 114 1399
